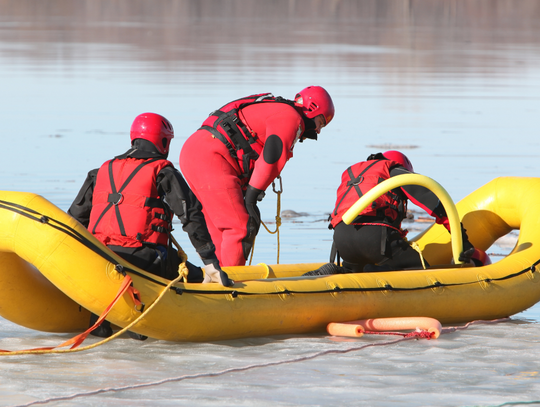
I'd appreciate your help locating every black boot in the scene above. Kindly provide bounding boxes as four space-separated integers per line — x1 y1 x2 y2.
303 263 344 276
89 313 113 338
128 331 148 341
363 264 394 272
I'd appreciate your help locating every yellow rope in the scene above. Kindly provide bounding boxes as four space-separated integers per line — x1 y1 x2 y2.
0 235 191 356
250 176 282 265
410 241 427 270
0 272 183 356
248 237 256 266
168 233 189 283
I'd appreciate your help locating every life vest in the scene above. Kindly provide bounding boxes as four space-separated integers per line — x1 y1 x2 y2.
88 157 173 248
329 160 406 229
199 93 297 180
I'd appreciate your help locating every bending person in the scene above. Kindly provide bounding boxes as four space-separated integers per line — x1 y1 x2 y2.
180 86 335 266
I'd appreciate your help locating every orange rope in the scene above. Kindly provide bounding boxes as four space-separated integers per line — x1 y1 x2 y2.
12 318 512 406
0 275 135 354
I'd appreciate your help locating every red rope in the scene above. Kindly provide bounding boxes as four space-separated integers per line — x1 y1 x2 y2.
365 330 435 339
11 318 512 406
362 318 511 340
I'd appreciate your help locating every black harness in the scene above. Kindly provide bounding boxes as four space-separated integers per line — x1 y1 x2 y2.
200 94 297 179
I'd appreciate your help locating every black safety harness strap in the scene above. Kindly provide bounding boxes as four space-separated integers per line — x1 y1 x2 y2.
200 113 257 179
200 95 295 179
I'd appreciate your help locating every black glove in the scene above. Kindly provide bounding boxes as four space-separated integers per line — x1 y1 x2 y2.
245 185 264 229
460 223 474 252
458 247 475 264
245 185 265 205
243 185 264 259
458 223 475 264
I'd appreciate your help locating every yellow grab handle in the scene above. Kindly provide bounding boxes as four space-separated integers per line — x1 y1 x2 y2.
341 174 463 265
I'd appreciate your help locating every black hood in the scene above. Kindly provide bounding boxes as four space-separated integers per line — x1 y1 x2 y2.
300 116 318 142
366 152 385 161
115 139 168 160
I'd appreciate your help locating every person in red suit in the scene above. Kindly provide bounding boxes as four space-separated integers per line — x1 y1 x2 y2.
180 87 335 266
322 150 480 274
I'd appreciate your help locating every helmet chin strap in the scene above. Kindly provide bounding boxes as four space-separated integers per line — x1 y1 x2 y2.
300 116 318 142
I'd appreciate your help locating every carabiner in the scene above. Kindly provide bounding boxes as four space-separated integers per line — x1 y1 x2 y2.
273 176 283 194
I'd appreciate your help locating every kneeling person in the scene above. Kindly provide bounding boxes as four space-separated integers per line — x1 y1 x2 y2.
68 113 233 337
326 151 475 273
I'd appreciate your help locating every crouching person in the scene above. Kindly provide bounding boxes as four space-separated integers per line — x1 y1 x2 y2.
68 113 233 338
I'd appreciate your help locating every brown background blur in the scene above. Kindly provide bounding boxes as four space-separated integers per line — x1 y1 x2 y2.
1 0 539 71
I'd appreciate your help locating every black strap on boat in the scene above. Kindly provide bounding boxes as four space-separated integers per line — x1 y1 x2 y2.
1 198 539 298
92 158 160 235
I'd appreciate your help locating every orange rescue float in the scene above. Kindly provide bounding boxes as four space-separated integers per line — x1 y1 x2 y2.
327 317 442 339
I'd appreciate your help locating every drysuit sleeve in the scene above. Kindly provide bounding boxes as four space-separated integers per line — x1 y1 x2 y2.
248 108 304 192
157 166 219 265
67 168 98 228
391 167 474 256
390 166 450 230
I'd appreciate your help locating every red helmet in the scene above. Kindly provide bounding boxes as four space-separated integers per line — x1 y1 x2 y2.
294 86 335 125
130 113 174 155
470 249 492 267
382 150 414 172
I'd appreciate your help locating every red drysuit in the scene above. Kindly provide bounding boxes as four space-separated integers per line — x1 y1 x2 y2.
180 101 305 266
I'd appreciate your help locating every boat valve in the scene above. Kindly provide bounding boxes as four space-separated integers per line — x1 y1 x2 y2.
114 264 126 276
173 287 183 295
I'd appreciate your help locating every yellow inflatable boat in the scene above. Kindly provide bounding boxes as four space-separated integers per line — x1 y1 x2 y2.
0 176 539 342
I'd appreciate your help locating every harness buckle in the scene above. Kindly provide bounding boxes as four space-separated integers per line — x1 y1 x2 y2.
108 192 124 205
348 176 364 186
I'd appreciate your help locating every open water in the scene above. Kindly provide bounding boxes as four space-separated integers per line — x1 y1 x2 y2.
1 1 540 406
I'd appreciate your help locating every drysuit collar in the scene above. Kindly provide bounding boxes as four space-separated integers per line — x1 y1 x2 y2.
116 139 169 160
